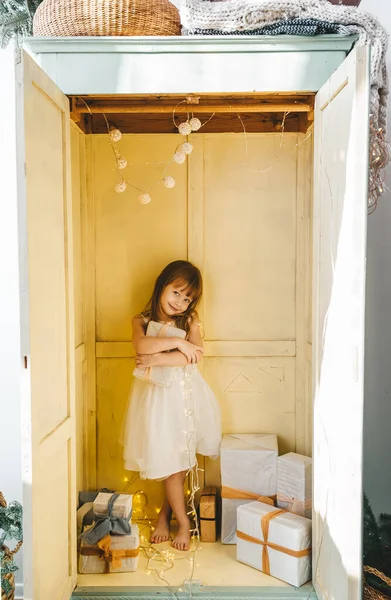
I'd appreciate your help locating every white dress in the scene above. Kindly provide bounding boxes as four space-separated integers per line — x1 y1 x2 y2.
123 356 222 480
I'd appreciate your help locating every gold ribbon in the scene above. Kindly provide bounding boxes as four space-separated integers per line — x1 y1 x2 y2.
221 485 276 506
145 323 169 381
237 508 311 575
81 534 140 573
277 492 312 516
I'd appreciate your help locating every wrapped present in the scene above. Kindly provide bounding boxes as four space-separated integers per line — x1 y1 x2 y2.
78 488 115 507
93 492 132 520
277 453 312 519
199 486 218 543
79 525 140 574
221 433 278 544
237 501 311 587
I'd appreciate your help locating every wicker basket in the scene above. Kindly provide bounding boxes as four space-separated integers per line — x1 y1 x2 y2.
0 493 22 600
364 567 391 600
33 0 181 37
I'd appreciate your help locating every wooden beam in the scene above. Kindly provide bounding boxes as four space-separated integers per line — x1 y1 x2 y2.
76 103 311 114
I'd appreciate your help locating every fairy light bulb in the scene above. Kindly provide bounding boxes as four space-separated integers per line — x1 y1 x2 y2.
163 176 175 189
189 117 201 131
116 157 127 169
115 181 127 193
173 152 186 165
138 192 151 204
180 142 193 155
109 128 122 142
178 121 192 136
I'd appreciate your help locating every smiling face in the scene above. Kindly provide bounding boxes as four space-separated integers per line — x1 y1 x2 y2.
159 281 194 319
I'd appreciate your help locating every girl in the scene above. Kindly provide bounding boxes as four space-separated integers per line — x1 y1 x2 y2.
122 261 222 551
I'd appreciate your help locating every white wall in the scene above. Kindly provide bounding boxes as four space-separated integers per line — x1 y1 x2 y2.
359 0 391 520
0 43 23 593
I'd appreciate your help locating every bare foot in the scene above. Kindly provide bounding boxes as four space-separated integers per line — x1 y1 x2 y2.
151 515 171 544
172 519 191 551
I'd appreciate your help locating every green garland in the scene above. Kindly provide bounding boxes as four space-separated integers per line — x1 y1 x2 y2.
0 499 23 596
0 0 43 48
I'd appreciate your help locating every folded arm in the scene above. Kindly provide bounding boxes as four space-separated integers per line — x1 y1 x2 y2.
132 316 183 354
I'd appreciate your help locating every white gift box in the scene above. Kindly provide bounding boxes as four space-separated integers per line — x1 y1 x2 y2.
237 501 311 587
93 492 132 520
221 433 278 544
79 524 140 574
277 453 312 519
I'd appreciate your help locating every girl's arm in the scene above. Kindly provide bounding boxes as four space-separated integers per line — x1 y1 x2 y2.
135 317 204 367
136 350 189 368
132 316 185 355
132 315 204 358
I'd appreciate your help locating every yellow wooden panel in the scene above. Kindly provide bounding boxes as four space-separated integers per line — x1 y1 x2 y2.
204 357 296 445
202 133 297 341
94 134 188 341
36 442 71 599
27 80 70 441
75 353 85 496
71 125 83 347
96 358 164 517
21 52 77 598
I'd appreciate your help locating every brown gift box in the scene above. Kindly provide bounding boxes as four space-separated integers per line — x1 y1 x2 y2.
199 486 219 543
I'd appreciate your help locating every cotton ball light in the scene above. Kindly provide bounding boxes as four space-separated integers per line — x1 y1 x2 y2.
109 128 122 142
189 117 201 132
178 121 192 136
173 151 186 165
180 142 193 155
163 176 176 189
115 181 127 193
138 192 152 204
116 157 127 169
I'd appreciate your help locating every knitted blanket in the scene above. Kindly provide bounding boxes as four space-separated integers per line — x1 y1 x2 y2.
181 0 390 207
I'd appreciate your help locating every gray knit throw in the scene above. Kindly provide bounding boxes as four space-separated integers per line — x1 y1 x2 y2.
181 0 390 207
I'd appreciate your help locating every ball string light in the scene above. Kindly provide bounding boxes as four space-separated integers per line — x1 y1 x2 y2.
80 97 387 212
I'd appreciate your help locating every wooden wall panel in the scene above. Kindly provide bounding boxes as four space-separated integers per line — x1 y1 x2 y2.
202 134 297 342
94 134 188 342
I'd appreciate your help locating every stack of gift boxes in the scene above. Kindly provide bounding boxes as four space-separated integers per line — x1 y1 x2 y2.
78 491 139 574
200 433 312 587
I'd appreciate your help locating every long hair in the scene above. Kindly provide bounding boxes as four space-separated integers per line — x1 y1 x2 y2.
142 260 202 335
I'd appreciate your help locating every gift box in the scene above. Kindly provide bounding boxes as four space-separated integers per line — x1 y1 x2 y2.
79 525 140 574
237 501 311 587
93 492 132 520
277 453 312 519
78 488 115 507
221 433 278 544
199 486 219 543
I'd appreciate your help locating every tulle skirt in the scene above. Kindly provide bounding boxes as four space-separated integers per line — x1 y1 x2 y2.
122 365 222 480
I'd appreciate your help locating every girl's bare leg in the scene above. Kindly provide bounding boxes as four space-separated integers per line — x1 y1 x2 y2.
164 471 190 551
150 495 171 544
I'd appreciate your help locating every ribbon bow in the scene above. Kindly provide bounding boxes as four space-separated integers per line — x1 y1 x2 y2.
80 493 131 545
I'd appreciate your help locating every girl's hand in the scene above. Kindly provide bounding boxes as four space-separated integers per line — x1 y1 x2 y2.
135 354 160 368
177 339 204 364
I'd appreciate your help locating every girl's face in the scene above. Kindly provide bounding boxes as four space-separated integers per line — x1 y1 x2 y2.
160 281 193 319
